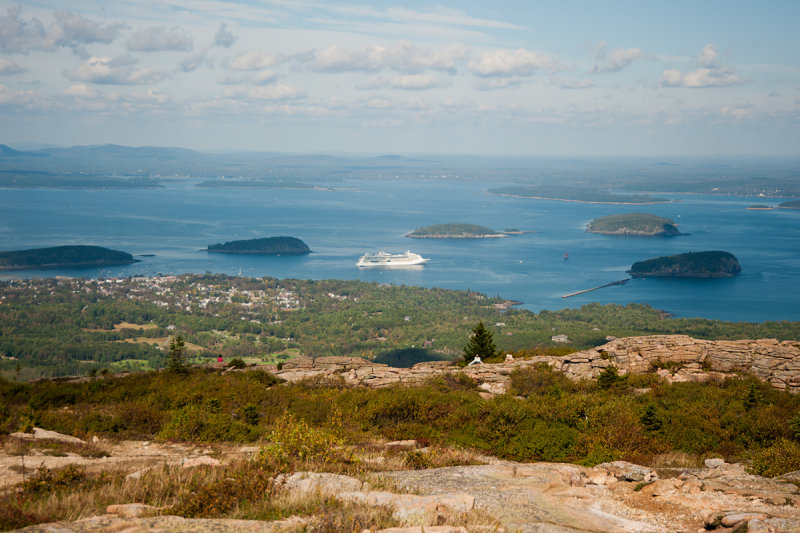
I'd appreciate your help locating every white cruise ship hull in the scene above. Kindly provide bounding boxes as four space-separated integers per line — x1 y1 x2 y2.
356 250 430 268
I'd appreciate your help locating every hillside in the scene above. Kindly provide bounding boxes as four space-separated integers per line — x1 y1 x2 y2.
207 237 311 255
628 251 742 278
406 223 505 238
0 245 138 270
587 213 681 236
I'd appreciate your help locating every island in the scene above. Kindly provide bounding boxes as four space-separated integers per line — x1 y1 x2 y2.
628 251 741 278
406 223 506 239
207 236 311 255
0 245 138 270
586 213 682 236
778 199 800 210
488 186 668 205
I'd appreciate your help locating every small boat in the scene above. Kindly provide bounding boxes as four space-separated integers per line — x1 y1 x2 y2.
564 253 569 260
356 250 430 268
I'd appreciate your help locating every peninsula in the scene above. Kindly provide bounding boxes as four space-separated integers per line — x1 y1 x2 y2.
0 245 138 270
628 251 741 278
207 236 311 255
488 186 668 205
587 213 682 236
407 223 506 239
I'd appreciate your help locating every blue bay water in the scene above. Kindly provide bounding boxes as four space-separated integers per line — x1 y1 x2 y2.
1 180 798 322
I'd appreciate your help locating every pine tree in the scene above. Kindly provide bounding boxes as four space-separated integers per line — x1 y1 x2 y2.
166 335 187 374
463 322 497 364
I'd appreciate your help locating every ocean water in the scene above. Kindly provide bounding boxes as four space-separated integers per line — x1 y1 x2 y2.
1 179 798 322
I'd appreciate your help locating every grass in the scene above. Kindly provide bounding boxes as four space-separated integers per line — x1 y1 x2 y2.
0 438 498 531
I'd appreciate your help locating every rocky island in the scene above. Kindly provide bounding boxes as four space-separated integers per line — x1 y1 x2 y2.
628 251 741 278
207 236 311 255
587 213 682 236
778 199 800 209
407 223 506 239
0 245 138 270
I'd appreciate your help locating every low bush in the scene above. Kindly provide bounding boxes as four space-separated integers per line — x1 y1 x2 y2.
749 438 800 478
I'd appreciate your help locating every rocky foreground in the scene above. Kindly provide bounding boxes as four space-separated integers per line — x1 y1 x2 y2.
9 432 800 532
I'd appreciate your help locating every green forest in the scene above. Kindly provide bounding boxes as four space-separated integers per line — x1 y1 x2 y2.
0 246 137 270
586 213 681 235
2 274 798 380
406 223 502 237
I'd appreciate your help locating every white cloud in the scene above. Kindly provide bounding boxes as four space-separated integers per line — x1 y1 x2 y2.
179 49 211 73
358 74 440 90
223 51 282 71
0 8 123 55
660 66 745 88
63 83 98 97
659 44 746 88
591 45 643 73
550 77 594 89
308 42 466 74
223 84 303 101
64 56 166 85
474 76 522 90
0 57 25 75
214 22 236 48
698 43 718 68
468 48 555 78
218 71 277 85
0 84 42 106
126 26 193 52
719 104 753 119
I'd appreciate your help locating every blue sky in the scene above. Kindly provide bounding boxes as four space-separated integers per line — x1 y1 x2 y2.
0 0 798 155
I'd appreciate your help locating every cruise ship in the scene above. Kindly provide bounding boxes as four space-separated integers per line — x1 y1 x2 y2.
355 250 430 268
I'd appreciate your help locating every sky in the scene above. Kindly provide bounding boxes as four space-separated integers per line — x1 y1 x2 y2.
0 0 798 155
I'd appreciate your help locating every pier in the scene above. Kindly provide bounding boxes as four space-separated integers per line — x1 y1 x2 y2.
561 278 630 298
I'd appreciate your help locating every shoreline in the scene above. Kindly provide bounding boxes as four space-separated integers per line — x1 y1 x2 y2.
491 193 669 205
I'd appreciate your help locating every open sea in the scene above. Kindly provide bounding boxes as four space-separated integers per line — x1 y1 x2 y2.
1 179 799 322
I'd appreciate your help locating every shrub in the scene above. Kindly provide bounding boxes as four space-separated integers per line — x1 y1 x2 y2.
509 364 574 397
229 358 246 369
158 404 261 442
259 411 343 466
749 438 800 478
20 464 87 498
790 412 800 441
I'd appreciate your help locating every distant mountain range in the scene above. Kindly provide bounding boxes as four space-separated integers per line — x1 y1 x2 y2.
1 143 799 197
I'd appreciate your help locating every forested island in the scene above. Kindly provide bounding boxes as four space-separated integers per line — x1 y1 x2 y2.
778 199 800 209
407 223 506 238
0 170 163 188
628 251 742 278
196 179 321 189
0 245 138 270
488 186 668 204
207 236 311 255
587 213 682 236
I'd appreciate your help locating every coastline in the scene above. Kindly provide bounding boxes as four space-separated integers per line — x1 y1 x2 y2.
491 193 670 205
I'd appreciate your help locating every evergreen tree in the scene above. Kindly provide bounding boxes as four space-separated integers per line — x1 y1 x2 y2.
463 322 497 364
640 404 663 432
166 335 187 374
597 365 626 390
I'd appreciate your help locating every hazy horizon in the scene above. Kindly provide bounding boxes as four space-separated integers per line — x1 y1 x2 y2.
0 1 798 156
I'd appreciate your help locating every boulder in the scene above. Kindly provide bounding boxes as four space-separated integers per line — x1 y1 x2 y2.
596 461 657 482
277 471 363 497
106 503 160 518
